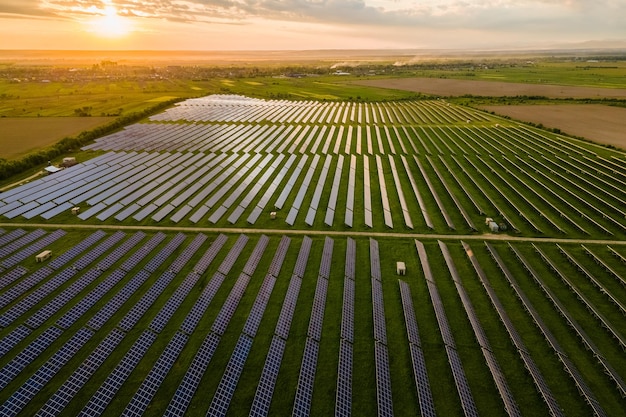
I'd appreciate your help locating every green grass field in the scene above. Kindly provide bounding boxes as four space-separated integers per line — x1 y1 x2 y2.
384 59 626 89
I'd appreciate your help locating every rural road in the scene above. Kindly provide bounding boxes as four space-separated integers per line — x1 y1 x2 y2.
3 222 626 246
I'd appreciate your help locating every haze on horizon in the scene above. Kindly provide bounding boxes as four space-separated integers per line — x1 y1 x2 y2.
0 0 624 51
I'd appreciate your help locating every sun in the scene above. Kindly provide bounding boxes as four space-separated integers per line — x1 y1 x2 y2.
89 4 132 38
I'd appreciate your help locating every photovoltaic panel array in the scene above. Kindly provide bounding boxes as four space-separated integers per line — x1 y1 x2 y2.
415 240 478 417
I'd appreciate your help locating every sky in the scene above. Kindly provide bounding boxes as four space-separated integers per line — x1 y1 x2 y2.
0 0 624 51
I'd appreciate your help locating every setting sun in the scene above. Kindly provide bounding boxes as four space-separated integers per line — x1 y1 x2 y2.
89 4 132 38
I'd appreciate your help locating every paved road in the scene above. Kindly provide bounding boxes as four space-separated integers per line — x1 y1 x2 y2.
3 222 626 245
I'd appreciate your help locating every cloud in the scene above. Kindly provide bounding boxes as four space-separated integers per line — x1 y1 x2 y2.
0 0 61 18
26 0 622 32
2 0 624 49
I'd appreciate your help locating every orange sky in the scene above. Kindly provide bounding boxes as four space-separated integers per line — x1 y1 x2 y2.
0 1 624 50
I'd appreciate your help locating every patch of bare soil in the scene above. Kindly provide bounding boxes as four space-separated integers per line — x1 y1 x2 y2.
355 78 626 99
480 104 626 149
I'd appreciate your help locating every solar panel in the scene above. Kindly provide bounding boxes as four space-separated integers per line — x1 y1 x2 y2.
0 325 32 358
206 334 254 417
2 327 94 416
0 265 28 291
293 338 320 417
374 342 394 417
335 339 353 417
35 329 126 417
0 267 54 310
121 332 190 417
25 267 103 329
162 332 221 417
79 330 158 417
1 229 66 269
57 269 127 330
249 335 287 417
0 326 63 391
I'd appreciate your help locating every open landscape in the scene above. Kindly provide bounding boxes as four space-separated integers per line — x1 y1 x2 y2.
1 46 626 416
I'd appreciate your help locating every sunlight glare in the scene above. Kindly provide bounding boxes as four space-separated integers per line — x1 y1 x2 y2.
89 4 132 38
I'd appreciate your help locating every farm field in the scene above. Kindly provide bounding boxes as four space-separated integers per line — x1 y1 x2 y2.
0 80 206 118
0 117 113 160
479 104 626 150
353 77 626 99
0 94 625 417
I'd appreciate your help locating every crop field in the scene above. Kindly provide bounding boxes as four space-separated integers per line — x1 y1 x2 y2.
354 77 626 99
0 95 625 417
0 117 113 160
376 59 626 90
479 104 626 150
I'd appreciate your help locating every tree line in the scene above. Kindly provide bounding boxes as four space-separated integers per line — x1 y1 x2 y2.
0 98 182 182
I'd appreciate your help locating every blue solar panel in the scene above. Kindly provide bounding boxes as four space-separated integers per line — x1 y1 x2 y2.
114 203 140 221
79 330 158 417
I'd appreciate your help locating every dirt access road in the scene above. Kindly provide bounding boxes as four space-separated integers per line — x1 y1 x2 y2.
4 222 626 246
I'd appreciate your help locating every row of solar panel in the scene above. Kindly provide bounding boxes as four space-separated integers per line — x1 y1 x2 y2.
144 235 275 417
0 146 482 233
148 96 489 125
398 280 436 417
3 229 620 414
440 241 521 417
204 238 291 416
335 237 357 417
1 232 251 417
499 243 613 414
415 240 479 417
480 241 567 416
86 116 431 155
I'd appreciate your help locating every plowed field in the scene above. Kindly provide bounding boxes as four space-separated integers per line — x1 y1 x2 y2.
356 77 626 99
480 104 626 149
